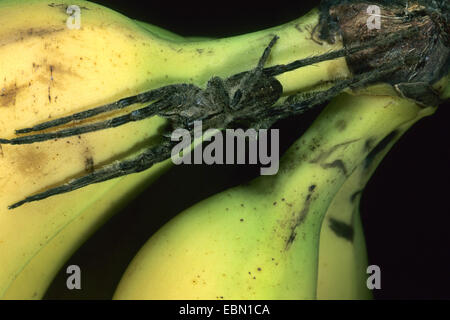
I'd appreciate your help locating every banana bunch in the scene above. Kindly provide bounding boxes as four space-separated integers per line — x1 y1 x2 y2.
0 0 349 299
0 0 447 300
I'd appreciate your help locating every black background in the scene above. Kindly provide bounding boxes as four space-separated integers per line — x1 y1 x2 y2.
43 0 450 300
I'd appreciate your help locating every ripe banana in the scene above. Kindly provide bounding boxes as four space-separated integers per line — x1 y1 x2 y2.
0 0 350 299
113 92 436 300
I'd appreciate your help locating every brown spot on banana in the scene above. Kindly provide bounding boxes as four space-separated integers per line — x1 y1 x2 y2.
9 145 49 177
335 119 347 131
328 217 354 242
350 190 363 203
310 139 358 163
285 184 317 250
36 63 81 88
309 139 359 175
83 147 94 174
48 65 54 103
364 137 377 153
84 157 94 174
363 130 399 170
320 159 348 175
0 82 28 107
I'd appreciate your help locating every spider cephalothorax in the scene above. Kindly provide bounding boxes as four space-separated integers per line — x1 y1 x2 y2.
155 42 284 133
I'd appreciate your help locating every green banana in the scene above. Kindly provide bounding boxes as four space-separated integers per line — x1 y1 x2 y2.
113 92 436 299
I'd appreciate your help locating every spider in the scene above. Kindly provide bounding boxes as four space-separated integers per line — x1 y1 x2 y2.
1 0 448 209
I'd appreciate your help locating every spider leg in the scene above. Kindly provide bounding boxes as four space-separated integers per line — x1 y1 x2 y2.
264 60 404 123
8 139 176 209
256 35 279 71
15 84 190 134
264 25 421 77
0 99 172 145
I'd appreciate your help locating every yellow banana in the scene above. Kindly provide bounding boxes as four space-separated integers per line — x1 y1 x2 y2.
0 0 172 299
0 0 349 299
316 156 372 299
113 92 436 300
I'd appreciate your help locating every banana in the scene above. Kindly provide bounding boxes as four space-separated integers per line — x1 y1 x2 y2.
0 0 173 299
113 92 436 300
0 0 349 299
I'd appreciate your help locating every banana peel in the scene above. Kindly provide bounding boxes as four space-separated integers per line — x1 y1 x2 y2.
316 101 436 299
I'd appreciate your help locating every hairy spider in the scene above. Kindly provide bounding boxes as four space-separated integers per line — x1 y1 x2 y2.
1 0 448 209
